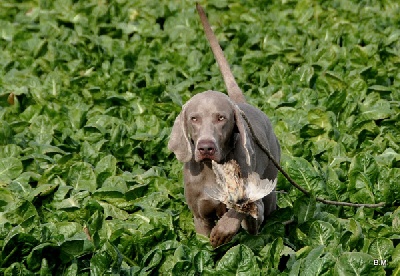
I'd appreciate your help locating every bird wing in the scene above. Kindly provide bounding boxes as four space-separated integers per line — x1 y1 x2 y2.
245 172 277 202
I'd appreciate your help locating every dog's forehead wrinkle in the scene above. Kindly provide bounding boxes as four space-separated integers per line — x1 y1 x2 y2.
189 91 230 104
186 93 233 117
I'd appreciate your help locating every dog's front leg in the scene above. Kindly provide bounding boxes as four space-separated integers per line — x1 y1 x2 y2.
209 209 246 248
193 216 215 236
193 198 227 236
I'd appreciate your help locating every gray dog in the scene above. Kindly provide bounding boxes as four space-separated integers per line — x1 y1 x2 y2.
168 4 281 247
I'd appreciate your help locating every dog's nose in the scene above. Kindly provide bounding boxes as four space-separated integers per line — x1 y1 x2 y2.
197 140 216 156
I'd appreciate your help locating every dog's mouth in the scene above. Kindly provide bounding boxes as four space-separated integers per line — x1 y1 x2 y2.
199 155 217 161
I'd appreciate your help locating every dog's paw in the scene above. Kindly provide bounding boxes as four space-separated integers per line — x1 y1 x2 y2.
209 210 243 248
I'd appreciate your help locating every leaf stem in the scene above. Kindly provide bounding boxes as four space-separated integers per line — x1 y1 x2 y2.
0 246 18 267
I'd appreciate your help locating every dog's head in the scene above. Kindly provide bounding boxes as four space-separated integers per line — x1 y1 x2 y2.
168 90 253 166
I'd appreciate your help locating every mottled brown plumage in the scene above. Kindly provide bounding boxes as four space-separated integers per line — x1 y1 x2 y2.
207 160 277 219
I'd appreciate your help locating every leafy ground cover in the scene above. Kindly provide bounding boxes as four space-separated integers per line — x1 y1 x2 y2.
0 0 399 274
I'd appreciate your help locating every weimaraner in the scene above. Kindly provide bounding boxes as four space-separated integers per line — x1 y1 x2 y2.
168 4 280 248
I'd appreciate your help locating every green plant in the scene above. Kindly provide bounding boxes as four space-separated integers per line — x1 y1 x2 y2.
0 0 399 274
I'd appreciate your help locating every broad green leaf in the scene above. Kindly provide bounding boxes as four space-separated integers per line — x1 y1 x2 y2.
0 157 23 182
285 157 324 194
382 168 400 205
301 246 335 276
80 140 107 162
268 61 290 85
0 144 21 158
258 237 284 269
2 228 39 270
216 244 260 275
302 252 335 275
28 184 59 201
2 200 38 227
325 90 346 113
68 102 90 130
60 239 85 258
350 45 371 66
53 196 80 210
393 208 400 234
293 196 316 224
357 98 393 123
368 85 392 92
163 245 193 274
277 192 293 208
376 148 400 166
300 124 325 138
53 185 73 201
393 243 400 270
334 252 385 276
308 221 336 247
30 115 54 145
26 243 59 271
141 249 163 274
67 162 97 192
296 227 308 244
140 241 180 272
39 258 52 275
368 238 394 261
95 154 117 179
0 121 13 146
3 262 33 275
345 219 364 250
171 261 194 275
325 166 347 201
53 222 81 239
289 259 303 276
125 183 149 201
87 210 104 248
193 250 214 273
339 78 366 121
98 176 127 194
296 64 314 86
63 261 79 276
307 108 332 130
293 88 319 108
99 201 129 220
348 173 375 204
90 241 123 275
0 188 14 212
314 46 341 72
348 153 379 203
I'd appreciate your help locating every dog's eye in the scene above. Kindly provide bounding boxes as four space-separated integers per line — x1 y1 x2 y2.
217 115 226 121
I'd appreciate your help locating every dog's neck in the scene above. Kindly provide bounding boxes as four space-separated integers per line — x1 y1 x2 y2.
219 133 237 163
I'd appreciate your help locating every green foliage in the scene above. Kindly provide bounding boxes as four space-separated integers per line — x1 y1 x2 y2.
0 0 399 274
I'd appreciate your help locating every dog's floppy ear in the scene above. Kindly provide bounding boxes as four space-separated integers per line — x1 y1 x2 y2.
168 106 193 162
231 103 254 167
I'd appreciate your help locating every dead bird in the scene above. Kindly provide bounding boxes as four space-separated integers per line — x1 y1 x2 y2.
206 160 277 219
